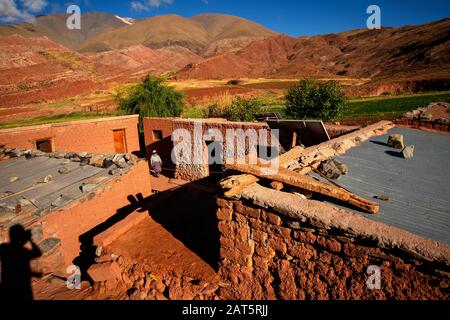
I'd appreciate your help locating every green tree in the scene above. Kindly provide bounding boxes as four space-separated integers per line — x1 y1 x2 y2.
285 79 347 120
118 76 184 128
203 96 263 122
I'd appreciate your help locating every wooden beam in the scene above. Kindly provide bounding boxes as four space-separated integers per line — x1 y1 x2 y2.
220 174 259 198
224 163 379 214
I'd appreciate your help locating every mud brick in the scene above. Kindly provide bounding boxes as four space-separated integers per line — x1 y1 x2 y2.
268 238 287 255
293 230 317 245
263 211 282 226
216 198 232 208
325 239 342 253
235 223 250 241
252 229 268 243
273 225 292 241
255 245 275 259
234 201 260 219
234 212 248 224
253 256 270 270
236 240 255 255
218 221 235 238
343 243 365 259
288 243 314 260
87 262 122 282
216 207 232 221
249 218 267 232
220 237 234 249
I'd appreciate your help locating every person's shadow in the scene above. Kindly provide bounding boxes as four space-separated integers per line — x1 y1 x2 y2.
0 224 42 300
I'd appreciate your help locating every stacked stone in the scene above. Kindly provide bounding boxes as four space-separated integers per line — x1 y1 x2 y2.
87 249 222 301
397 102 450 132
0 147 139 172
216 198 450 300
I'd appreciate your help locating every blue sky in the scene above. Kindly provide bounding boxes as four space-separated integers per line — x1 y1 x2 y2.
1 0 449 36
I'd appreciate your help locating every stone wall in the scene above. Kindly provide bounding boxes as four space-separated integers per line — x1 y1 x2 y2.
215 194 450 300
0 115 140 154
143 117 273 181
395 103 450 134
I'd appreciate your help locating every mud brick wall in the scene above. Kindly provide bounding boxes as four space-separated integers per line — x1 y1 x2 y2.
144 117 272 181
215 198 450 300
0 115 140 154
0 160 152 277
395 118 450 133
143 117 177 171
40 160 152 272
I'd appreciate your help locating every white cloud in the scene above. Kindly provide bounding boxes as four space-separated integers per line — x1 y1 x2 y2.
131 1 150 12
21 0 47 13
150 0 173 7
0 0 47 22
130 0 174 12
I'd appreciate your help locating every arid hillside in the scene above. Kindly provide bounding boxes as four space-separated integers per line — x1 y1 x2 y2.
0 35 202 107
0 15 449 109
0 13 132 51
79 13 278 55
175 18 450 85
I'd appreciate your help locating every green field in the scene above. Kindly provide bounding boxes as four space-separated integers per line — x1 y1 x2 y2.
265 91 450 123
0 112 120 129
183 91 450 121
2 91 449 129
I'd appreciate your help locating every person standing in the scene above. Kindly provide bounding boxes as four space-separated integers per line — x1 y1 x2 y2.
150 150 163 177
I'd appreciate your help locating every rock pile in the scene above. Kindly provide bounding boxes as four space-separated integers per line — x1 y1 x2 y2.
317 159 348 180
87 249 222 301
404 102 450 123
0 146 139 173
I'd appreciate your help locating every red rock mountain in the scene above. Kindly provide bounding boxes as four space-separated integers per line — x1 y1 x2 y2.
0 35 202 107
175 18 450 82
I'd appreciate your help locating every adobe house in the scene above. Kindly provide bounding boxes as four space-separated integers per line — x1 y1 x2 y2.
83 120 449 300
215 121 450 299
0 115 140 155
143 117 355 181
0 147 151 278
143 117 277 181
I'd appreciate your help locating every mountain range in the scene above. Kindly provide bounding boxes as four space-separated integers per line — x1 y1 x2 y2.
0 13 449 107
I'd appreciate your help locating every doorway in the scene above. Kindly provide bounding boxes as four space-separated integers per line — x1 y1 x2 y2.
205 140 223 182
113 129 127 153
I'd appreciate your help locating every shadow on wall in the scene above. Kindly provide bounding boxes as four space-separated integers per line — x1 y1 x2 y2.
74 194 145 280
0 224 42 300
74 178 221 280
139 178 221 271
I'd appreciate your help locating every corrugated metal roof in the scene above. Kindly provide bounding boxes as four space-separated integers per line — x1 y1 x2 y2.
311 127 450 245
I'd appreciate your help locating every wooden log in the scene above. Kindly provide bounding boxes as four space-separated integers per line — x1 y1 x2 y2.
224 163 379 214
221 146 306 198
220 174 259 198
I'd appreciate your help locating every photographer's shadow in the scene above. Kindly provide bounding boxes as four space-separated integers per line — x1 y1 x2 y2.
0 224 42 300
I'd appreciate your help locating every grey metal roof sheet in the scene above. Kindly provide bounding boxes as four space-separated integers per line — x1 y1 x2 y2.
310 127 450 245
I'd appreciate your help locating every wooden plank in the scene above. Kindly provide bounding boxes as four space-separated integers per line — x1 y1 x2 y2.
220 174 260 198
224 163 379 214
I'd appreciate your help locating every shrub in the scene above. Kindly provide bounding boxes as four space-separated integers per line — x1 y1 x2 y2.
285 79 347 120
203 96 263 122
118 75 184 127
